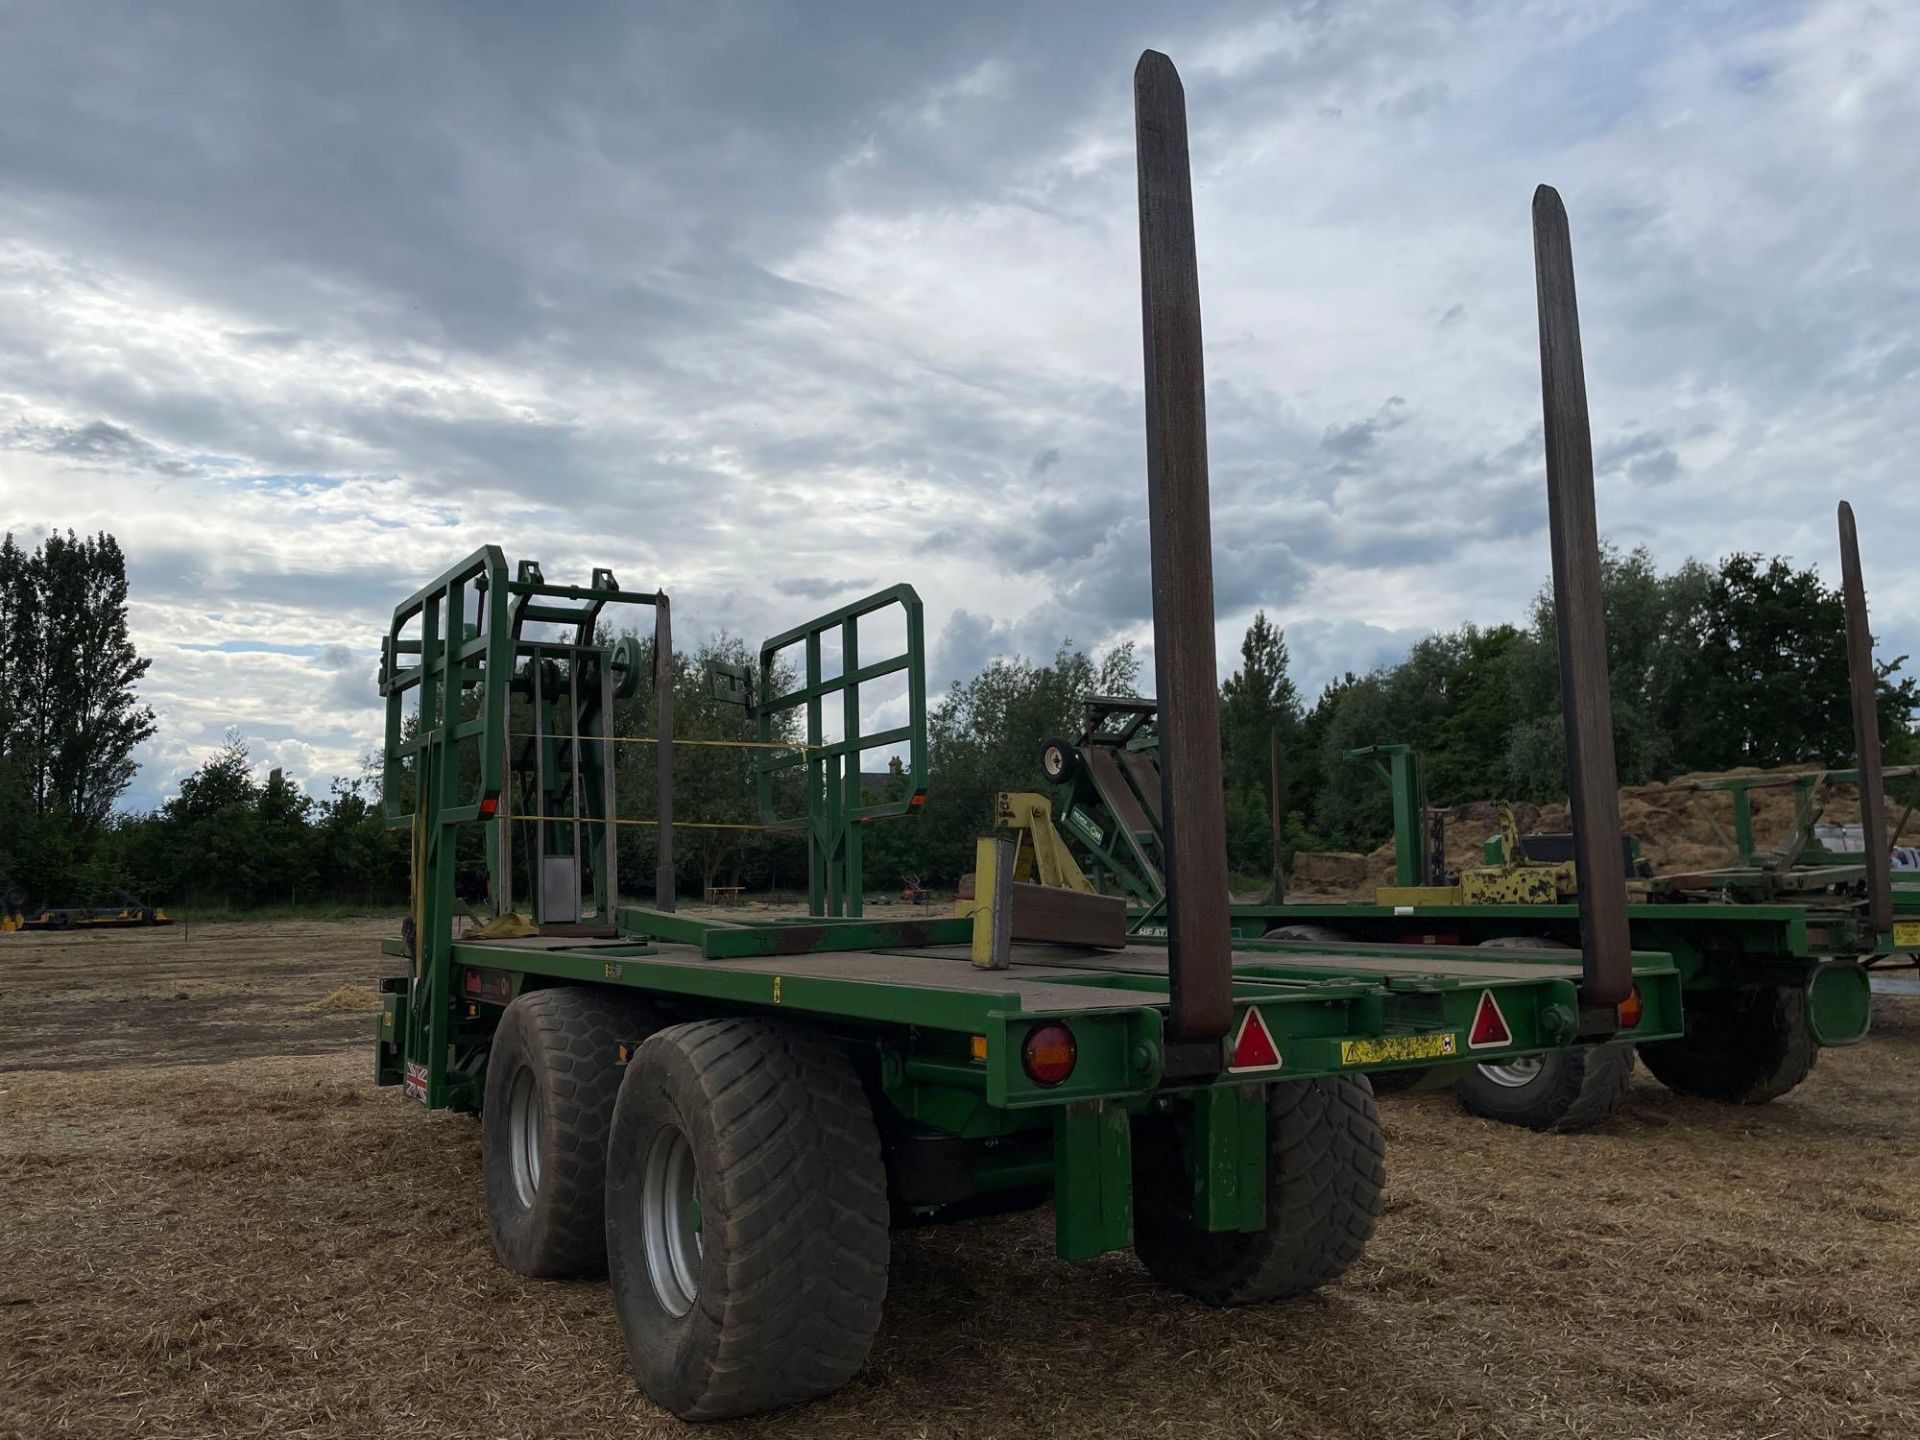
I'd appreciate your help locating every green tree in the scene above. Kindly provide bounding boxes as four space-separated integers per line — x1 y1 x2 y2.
161 732 265 906
917 640 1139 884
1659 553 1917 771
20 532 156 826
1219 612 1302 877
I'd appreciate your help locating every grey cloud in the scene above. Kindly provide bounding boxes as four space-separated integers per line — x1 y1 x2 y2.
227 329 303 351
1320 397 1408 459
775 576 874 601
4 418 194 475
3 2 1915 813
932 607 1018 690
1596 428 1683 487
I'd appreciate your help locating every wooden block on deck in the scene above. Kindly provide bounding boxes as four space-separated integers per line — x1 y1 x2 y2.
1008 883 1127 950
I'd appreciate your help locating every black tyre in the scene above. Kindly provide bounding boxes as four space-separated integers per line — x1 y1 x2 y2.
1452 1044 1636 1133
1452 936 1633 1133
1638 984 1816 1104
481 987 656 1278
1038 736 1080 785
1133 1076 1386 1306
1261 923 1349 943
606 1019 890 1422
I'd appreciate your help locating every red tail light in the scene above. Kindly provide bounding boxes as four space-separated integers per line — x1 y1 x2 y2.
1021 1023 1077 1086
1617 986 1644 1030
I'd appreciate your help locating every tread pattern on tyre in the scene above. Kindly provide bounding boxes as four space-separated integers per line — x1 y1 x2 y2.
607 1018 889 1422
1453 1042 1636 1133
1133 1075 1386 1307
1638 984 1816 1104
482 986 652 1278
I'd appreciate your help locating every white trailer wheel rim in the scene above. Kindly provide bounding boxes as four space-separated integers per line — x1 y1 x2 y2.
642 1126 702 1317
1478 1055 1546 1089
508 1068 543 1208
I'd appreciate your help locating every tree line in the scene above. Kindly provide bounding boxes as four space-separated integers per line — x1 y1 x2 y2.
4 531 1913 910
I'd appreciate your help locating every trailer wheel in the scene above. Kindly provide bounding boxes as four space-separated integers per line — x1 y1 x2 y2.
1039 736 1080 785
482 987 656 1278
1261 923 1348 943
606 1019 889 1421
1452 1043 1635 1132
1637 984 1816 1104
1451 936 1634 1133
1132 1075 1386 1306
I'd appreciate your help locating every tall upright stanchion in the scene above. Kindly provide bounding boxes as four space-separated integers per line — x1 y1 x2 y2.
1531 185 1632 1008
1134 51 1233 1052
1838 501 1892 937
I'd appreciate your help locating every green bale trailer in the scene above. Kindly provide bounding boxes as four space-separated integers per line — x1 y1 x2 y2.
1034 506 1910 1135
372 52 1682 1420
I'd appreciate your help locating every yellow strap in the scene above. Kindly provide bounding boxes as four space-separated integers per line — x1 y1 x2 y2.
508 732 808 752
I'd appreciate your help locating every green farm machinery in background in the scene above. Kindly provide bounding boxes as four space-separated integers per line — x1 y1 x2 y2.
1033 503 1911 1134
370 53 1691 1421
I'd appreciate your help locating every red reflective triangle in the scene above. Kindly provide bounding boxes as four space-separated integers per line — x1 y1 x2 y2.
1230 1007 1282 1072
1468 989 1513 1049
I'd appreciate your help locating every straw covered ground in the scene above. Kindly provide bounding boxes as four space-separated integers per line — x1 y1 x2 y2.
3 919 1919 1439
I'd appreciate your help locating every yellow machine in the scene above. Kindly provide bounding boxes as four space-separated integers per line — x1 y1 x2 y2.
1379 806 1580 908
957 793 1119 967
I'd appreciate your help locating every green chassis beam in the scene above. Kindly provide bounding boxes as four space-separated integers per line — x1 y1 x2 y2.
381 922 1683 1103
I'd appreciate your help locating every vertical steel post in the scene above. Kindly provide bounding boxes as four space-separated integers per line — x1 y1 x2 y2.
841 615 864 917
568 658 584 912
806 631 826 914
1531 185 1632 1007
1268 726 1286 902
654 596 676 912
532 651 547 914
1389 749 1421 889
602 648 618 918
1838 501 1893 936
498 722 513 916
1134 50 1233 1049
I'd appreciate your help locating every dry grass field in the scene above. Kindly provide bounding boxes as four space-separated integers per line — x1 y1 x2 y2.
4 918 1918 1439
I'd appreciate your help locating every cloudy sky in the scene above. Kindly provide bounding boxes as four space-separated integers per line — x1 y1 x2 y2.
2 1 1915 810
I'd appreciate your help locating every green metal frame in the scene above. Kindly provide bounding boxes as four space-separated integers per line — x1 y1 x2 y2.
1039 707 1901 1053
1049 698 1166 908
380 546 511 1109
362 48 1743 1285
748 585 928 917
376 905 1683 1257
1344 744 1423 887
374 555 1688 1260
1673 765 1920 881
379 549 666 1107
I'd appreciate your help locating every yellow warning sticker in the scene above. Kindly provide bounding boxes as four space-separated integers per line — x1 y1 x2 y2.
1894 921 1920 948
1340 1033 1459 1066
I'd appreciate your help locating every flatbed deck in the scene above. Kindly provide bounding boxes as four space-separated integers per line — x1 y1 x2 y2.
382 920 1681 1110
391 931 1615 1005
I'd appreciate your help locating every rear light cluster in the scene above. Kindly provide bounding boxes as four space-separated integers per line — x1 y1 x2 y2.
1616 985 1644 1030
1021 1023 1077 1086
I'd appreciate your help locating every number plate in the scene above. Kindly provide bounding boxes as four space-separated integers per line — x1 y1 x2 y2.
1340 1032 1459 1066
1894 921 1920 948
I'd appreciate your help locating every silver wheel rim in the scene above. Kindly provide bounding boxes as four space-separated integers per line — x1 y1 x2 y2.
1478 1055 1545 1089
642 1126 702 1317
508 1068 542 1208
1043 748 1063 779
